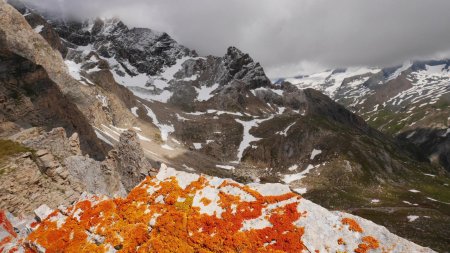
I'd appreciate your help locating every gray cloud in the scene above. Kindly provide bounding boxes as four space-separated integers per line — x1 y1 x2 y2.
22 0 450 77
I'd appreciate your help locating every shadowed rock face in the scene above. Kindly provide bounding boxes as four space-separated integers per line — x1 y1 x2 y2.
218 46 272 89
0 49 108 159
398 128 450 172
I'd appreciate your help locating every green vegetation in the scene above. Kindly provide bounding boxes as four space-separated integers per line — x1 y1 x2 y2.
0 139 34 161
432 98 450 110
153 132 163 144
415 180 450 204
0 167 8 175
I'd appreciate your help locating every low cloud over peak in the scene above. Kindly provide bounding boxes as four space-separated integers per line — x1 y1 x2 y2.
22 0 450 77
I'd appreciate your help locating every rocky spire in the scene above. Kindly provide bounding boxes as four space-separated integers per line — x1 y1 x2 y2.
109 130 155 191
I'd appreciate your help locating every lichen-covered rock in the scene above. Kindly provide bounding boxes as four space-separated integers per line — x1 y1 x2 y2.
6 165 434 253
0 210 21 252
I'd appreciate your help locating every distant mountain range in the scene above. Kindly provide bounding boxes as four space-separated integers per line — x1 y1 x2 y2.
276 60 450 173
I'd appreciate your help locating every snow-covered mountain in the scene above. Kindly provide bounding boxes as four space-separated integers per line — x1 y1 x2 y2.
277 61 450 174
277 61 449 133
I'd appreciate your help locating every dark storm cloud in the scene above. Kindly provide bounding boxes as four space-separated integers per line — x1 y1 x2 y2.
22 0 450 77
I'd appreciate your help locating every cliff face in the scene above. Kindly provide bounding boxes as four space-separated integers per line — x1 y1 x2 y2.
0 1 108 159
0 50 108 159
1 165 436 253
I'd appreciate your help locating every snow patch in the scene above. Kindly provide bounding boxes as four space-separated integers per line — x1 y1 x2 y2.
195 83 219 102
96 94 108 108
65 60 84 83
441 128 450 137
94 130 114 146
310 149 322 160
144 105 174 142
131 107 139 117
288 164 298 172
33 25 44 33
282 164 316 184
215 165 235 171
235 116 274 161
407 215 419 222
276 121 296 136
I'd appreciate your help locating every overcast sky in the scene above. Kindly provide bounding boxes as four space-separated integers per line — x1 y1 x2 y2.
23 0 450 78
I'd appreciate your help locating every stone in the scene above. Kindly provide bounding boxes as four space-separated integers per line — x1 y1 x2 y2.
68 132 82 156
33 204 52 222
35 149 49 157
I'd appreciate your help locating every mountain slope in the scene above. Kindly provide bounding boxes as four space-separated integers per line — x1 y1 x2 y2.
278 61 450 172
2 1 449 251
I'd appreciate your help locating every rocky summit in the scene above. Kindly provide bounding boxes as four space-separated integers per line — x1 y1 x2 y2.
0 0 449 252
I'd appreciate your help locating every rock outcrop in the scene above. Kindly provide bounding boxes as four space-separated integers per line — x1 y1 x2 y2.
108 130 155 191
0 142 84 216
10 127 82 158
1 165 435 252
0 126 156 217
66 129 156 196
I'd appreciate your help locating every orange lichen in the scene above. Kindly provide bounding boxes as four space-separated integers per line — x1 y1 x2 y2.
341 218 363 233
354 236 380 253
200 197 212 206
0 211 17 238
23 175 307 252
0 210 19 253
0 236 13 249
338 238 345 245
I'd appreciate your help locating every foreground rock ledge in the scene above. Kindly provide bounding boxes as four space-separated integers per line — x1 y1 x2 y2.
1 165 435 253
